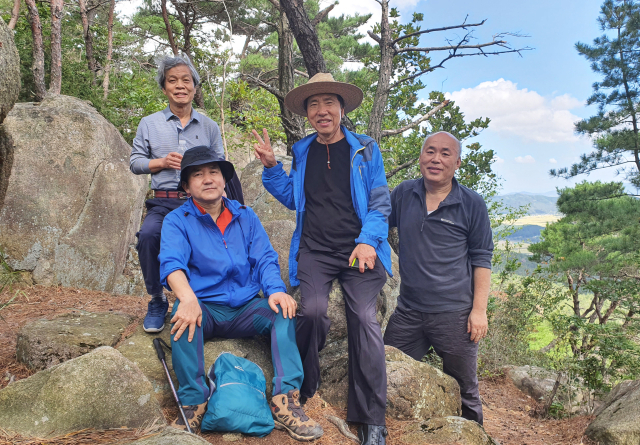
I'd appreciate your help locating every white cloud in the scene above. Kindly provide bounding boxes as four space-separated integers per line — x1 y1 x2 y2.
549 158 558 164
446 79 584 143
515 155 536 164
493 156 505 164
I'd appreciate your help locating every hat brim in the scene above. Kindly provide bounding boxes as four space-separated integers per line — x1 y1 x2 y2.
179 159 235 191
284 81 363 117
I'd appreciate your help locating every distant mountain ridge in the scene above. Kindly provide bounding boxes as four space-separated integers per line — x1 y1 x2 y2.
493 193 559 215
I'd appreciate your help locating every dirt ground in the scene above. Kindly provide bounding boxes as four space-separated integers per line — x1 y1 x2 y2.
0 285 596 445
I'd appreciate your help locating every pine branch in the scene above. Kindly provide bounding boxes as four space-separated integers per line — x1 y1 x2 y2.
392 17 487 45
386 157 419 179
243 75 284 100
396 40 507 54
311 3 335 27
381 100 450 137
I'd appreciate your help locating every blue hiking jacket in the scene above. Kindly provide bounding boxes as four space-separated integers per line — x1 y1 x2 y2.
262 126 393 286
159 197 287 306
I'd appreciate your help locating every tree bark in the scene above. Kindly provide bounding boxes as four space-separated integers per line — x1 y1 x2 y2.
8 0 21 30
277 10 305 155
102 0 115 99
161 0 179 55
49 0 64 95
78 0 97 85
367 0 392 142
25 0 46 101
279 0 326 77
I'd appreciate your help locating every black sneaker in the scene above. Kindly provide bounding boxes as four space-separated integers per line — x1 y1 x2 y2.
358 424 388 445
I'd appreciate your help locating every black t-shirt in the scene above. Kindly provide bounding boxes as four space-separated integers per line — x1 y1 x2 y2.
301 137 361 253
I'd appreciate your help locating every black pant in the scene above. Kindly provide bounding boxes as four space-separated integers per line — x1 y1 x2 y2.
383 301 483 425
136 198 185 295
296 247 387 425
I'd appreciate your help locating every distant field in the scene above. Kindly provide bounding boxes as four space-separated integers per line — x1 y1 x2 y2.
514 214 560 227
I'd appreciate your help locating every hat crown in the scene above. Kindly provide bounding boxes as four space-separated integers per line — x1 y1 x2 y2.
307 73 336 84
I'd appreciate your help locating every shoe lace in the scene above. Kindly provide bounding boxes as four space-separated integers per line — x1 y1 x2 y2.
288 392 310 422
147 298 167 317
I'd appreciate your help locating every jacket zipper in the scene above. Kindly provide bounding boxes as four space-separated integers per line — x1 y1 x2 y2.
218 382 266 399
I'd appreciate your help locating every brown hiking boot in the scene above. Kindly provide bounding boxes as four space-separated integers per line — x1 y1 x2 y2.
270 389 323 441
169 402 207 432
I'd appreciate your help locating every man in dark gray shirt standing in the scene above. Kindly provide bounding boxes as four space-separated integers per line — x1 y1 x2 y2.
130 55 242 333
384 131 493 425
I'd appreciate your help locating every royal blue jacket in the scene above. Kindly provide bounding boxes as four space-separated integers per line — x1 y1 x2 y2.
262 126 393 286
159 197 287 307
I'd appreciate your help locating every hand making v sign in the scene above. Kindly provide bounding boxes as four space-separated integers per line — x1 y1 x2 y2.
252 128 277 168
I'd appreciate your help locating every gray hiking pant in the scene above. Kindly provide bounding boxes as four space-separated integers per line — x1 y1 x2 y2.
383 301 483 425
296 247 387 425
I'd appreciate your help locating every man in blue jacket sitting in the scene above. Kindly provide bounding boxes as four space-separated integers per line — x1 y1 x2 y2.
158 146 323 441
252 73 392 445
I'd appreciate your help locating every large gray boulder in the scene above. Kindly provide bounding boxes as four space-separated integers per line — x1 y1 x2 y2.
0 95 147 292
241 156 296 223
113 243 147 296
0 347 164 437
586 379 640 445
0 17 21 207
0 18 19 126
16 310 134 370
128 427 211 445
118 318 273 407
400 417 499 445
385 346 461 420
505 365 593 414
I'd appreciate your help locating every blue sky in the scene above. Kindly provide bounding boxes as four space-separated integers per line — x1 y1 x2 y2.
334 0 631 194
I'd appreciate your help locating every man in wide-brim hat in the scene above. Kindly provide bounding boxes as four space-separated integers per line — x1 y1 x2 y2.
252 73 392 445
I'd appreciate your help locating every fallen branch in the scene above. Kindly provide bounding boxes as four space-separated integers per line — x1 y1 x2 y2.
325 415 359 444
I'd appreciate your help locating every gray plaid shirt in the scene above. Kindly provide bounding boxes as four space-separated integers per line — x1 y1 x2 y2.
130 106 224 190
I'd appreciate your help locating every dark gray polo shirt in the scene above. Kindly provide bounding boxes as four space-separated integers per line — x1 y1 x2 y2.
390 177 493 313
130 107 224 190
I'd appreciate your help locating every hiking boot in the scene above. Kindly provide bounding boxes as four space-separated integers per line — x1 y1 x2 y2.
358 424 388 445
143 296 169 333
270 389 323 441
170 402 207 432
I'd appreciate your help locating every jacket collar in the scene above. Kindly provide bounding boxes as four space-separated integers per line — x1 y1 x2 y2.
184 196 241 219
412 176 462 207
292 126 363 160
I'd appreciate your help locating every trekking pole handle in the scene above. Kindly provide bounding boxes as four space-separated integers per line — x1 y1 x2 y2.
153 338 165 361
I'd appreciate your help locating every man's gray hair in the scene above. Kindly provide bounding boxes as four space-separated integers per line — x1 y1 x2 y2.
423 131 462 158
156 55 201 89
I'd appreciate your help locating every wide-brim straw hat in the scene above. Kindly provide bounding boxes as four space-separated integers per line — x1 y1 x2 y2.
284 73 363 117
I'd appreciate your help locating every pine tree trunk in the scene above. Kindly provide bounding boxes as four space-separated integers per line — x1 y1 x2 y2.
8 0 21 30
102 0 115 99
279 0 326 77
25 0 46 101
49 0 64 95
78 0 97 85
278 11 305 155
367 0 392 143
161 0 179 55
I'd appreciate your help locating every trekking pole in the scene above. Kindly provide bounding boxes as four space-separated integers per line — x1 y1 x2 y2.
153 338 192 434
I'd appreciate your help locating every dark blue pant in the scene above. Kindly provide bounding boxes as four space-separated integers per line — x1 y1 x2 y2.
136 198 184 295
171 297 304 405
383 301 483 425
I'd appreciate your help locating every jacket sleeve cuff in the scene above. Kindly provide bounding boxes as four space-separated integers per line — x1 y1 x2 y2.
355 233 380 248
264 283 287 298
160 266 191 290
262 161 285 178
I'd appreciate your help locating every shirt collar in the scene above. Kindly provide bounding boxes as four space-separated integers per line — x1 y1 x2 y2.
162 106 201 123
413 176 462 207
